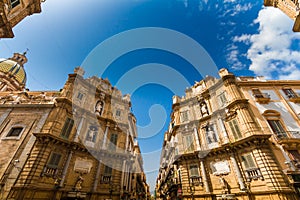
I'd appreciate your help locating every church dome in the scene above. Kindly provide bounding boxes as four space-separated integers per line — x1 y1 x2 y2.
0 58 27 84
0 52 28 91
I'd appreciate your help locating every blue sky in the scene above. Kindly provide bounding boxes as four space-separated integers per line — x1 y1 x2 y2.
1 0 300 192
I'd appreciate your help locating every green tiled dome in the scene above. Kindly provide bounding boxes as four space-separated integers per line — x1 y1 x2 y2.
0 58 26 84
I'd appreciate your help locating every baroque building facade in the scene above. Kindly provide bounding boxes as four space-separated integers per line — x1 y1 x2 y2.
0 0 42 38
155 68 300 199
264 0 300 31
0 53 149 200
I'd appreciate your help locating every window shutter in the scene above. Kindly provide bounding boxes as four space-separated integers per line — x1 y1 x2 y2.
242 154 256 169
229 119 242 139
189 165 199 177
61 118 74 138
7 127 23 137
48 153 61 167
104 166 112 175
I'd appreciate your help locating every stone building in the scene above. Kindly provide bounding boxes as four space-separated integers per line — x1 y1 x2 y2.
155 68 300 199
0 53 149 200
0 0 43 38
264 0 300 31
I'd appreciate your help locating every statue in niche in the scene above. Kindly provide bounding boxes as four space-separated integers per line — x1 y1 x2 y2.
95 100 104 115
206 125 217 144
200 101 209 116
86 126 98 142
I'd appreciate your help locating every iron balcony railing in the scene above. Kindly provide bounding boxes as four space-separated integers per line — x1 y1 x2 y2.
101 174 112 184
190 175 203 186
42 165 60 178
245 168 263 182
274 131 300 141
253 93 270 99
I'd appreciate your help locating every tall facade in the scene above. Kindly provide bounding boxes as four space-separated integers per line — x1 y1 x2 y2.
155 68 300 199
0 0 42 38
264 0 300 31
0 53 149 200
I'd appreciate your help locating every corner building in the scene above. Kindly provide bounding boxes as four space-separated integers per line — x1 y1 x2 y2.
0 53 149 200
264 0 300 32
0 0 42 38
156 68 299 199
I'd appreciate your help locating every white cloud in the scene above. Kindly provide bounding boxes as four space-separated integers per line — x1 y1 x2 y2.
233 34 251 44
226 44 245 69
232 7 300 79
231 3 253 16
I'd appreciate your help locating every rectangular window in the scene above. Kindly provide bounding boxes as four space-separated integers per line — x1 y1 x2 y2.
283 88 297 98
48 152 61 168
61 118 74 139
218 92 227 107
184 134 194 152
189 164 199 177
108 133 118 150
267 120 287 138
228 119 242 139
180 111 189 122
7 127 23 137
252 89 264 98
104 165 112 175
77 92 84 100
10 0 20 8
241 153 256 169
116 109 121 117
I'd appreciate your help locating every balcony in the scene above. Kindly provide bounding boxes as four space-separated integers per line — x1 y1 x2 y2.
274 131 300 141
101 174 112 184
41 165 60 178
288 93 300 103
274 131 300 149
190 175 203 186
245 168 263 182
253 93 271 104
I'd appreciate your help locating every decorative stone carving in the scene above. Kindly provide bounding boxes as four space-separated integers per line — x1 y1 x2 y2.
74 158 93 174
74 175 84 191
210 160 230 176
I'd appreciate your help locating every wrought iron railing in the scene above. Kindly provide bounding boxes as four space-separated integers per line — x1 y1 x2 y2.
101 174 112 184
42 165 60 178
190 175 203 186
274 131 300 141
245 168 263 182
253 93 270 99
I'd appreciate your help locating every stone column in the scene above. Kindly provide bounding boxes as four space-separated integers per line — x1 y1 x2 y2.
194 127 201 151
60 151 73 187
125 130 129 152
74 116 84 142
200 160 210 193
218 117 229 143
120 160 126 194
92 160 102 192
230 154 246 190
102 122 110 150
